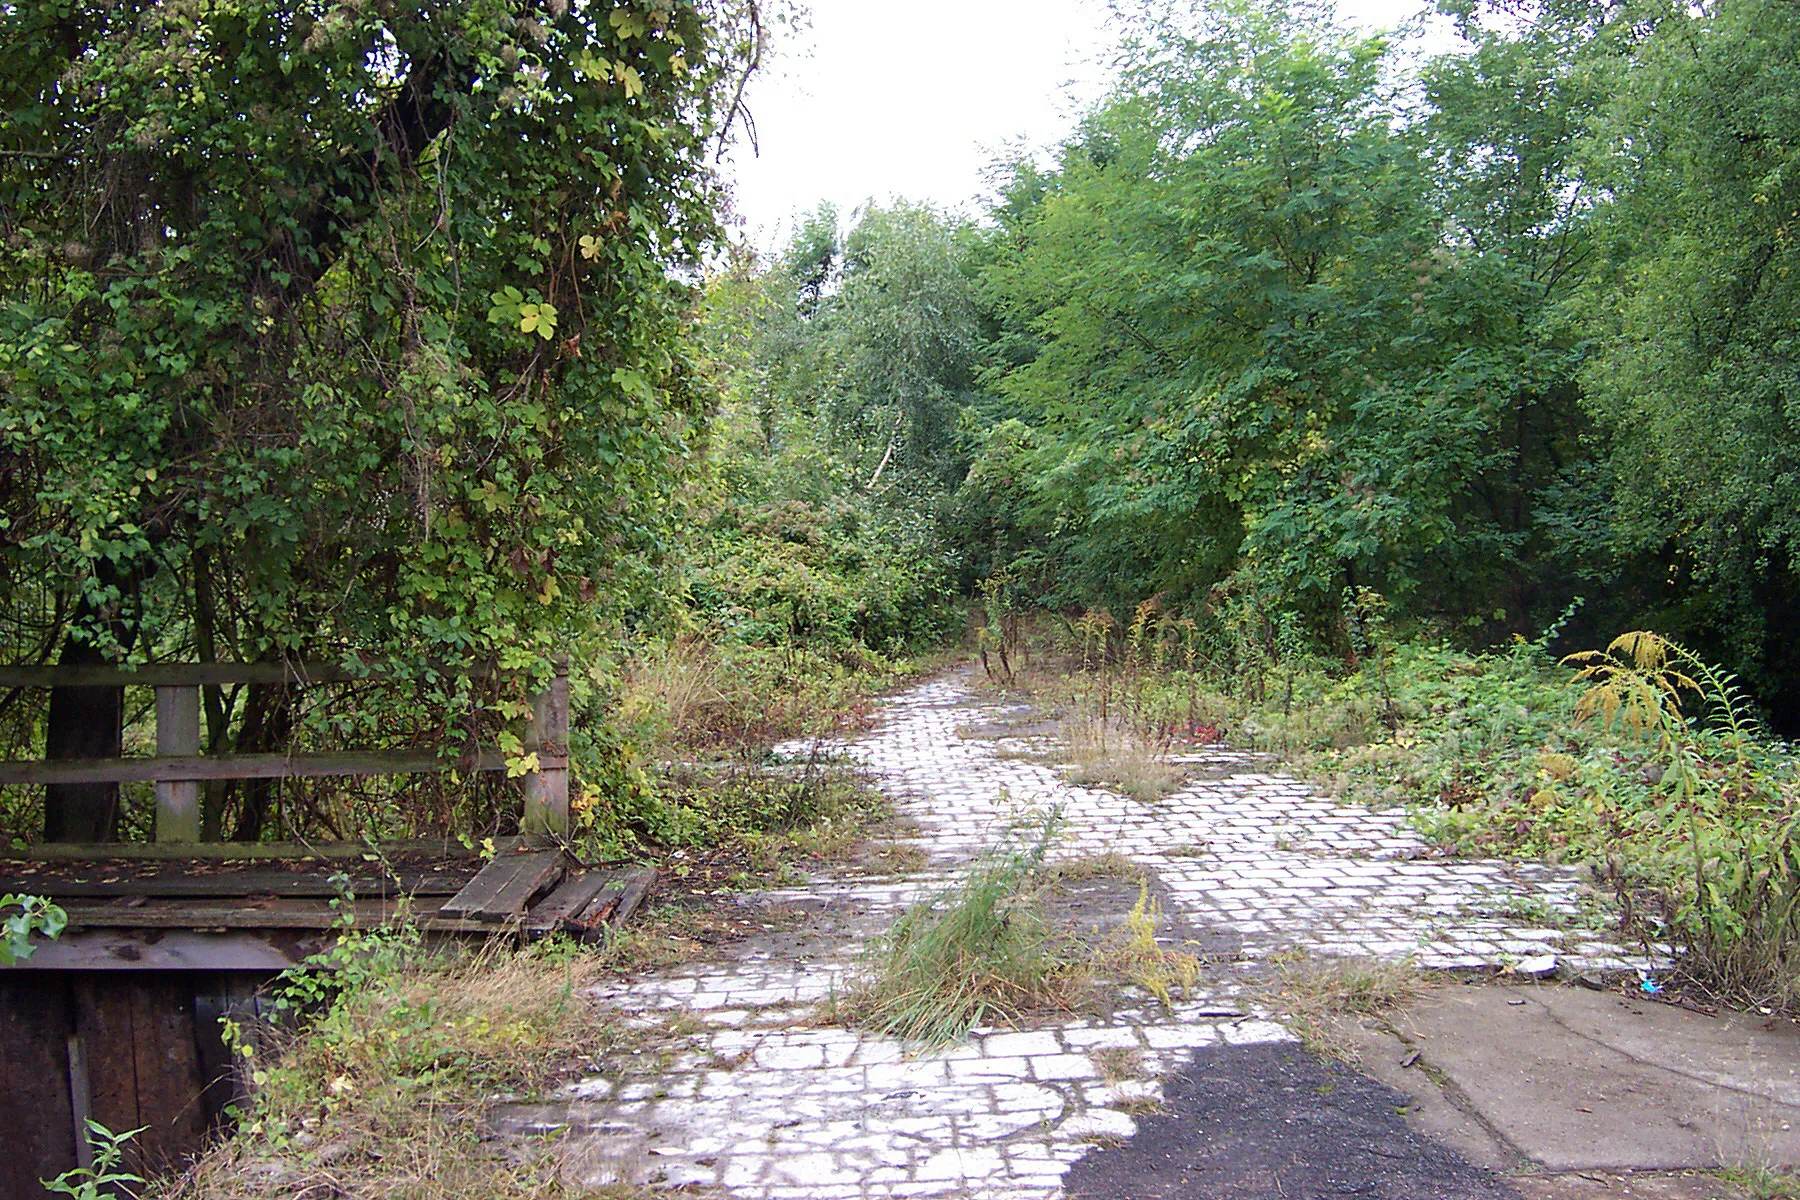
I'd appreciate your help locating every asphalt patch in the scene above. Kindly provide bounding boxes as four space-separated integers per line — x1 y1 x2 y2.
1065 1040 1521 1199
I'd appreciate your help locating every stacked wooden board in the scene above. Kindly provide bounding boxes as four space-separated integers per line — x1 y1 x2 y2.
436 844 653 934
0 838 656 970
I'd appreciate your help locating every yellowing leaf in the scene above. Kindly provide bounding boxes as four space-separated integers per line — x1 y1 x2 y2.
579 234 602 260
518 302 558 339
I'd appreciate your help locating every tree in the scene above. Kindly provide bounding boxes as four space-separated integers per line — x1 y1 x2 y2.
0 0 759 840
1580 0 1800 721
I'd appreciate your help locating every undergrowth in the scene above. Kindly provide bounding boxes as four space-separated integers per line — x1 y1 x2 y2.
975 591 1800 1014
153 929 693 1200
1264 952 1433 1059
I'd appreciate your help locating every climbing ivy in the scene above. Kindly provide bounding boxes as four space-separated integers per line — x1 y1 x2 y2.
0 1 760 836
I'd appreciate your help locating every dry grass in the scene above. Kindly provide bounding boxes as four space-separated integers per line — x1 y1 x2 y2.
1262 953 1433 1059
1059 714 1187 802
620 637 728 747
1090 1046 1146 1083
152 938 695 1200
1047 851 1146 884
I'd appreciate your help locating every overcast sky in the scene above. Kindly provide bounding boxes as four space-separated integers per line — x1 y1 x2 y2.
720 0 1453 253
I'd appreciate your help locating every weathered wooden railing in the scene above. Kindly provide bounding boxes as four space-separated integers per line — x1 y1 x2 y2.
0 660 569 842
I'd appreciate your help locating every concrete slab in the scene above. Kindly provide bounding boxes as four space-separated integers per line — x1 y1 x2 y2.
1509 1172 1747 1200
1327 1012 1519 1172
1395 985 1800 1171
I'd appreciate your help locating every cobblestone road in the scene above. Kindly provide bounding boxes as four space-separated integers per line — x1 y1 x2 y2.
526 669 1648 1198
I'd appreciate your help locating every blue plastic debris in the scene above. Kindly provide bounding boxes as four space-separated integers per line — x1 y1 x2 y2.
1640 977 1663 994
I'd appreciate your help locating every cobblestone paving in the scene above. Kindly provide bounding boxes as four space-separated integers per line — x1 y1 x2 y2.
529 670 1648 1198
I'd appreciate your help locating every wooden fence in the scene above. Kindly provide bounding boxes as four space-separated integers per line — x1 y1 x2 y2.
0 660 569 841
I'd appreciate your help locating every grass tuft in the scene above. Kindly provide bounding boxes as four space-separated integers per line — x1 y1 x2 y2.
1263 952 1432 1059
840 827 1087 1047
153 933 694 1200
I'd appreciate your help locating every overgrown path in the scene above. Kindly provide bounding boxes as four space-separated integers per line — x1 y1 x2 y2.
522 670 1652 1198
844 672 1647 973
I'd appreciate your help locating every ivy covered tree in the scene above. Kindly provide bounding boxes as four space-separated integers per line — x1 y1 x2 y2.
0 0 759 840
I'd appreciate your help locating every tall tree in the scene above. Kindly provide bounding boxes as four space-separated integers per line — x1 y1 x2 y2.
1581 0 1800 721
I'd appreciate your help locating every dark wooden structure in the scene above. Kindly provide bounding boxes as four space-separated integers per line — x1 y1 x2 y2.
1 842 653 1193
0 658 645 1192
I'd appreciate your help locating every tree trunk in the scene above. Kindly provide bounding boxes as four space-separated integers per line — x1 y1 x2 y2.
42 637 123 843
230 681 294 842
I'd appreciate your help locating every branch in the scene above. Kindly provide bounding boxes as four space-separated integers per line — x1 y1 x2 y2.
867 404 904 490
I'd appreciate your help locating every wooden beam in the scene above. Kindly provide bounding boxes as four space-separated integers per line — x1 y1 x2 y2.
0 748 564 786
521 665 569 837
58 902 404 931
0 660 516 688
11 930 310 971
2 869 476 900
437 850 565 921
0 663 366 688
0 837 474 862
67 1034 93 1171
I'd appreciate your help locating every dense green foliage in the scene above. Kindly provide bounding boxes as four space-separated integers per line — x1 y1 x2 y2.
0 0 758 842
9 0 1800 851
708 0 1800 733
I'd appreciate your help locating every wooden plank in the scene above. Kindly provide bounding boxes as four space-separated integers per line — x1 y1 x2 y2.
154 685 202 842
0 660 511 688
13 930 314 971
522 668 569 836
0 868 476 900
0 748 558 786
127 975 211 1179
0 976 77 1193
437 850 565 921
2 837 473 861
74 977 141 1158
529 870 612 927
52 900 510 937
0 662 366 687
568 866 654 930
609 866 655 927
59 900 399 931
67 1033 94 1171
572 873 632 927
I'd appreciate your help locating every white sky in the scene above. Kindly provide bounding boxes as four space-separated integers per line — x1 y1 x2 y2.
721 0 1455 253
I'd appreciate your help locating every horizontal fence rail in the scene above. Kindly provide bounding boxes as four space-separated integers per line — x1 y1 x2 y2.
0 660 569 843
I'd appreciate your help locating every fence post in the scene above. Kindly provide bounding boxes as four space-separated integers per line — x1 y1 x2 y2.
154 685 201 842
521 660 569 837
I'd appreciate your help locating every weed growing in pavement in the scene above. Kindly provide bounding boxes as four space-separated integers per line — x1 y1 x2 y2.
1092 882 1200 1007
978 601 1800 1016
1090 1046 1147 1083
1047 852 1146 884
842 820 1086 1047
1262 952 1433 1060
841 818 1204 1046
1059 714 1188 801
